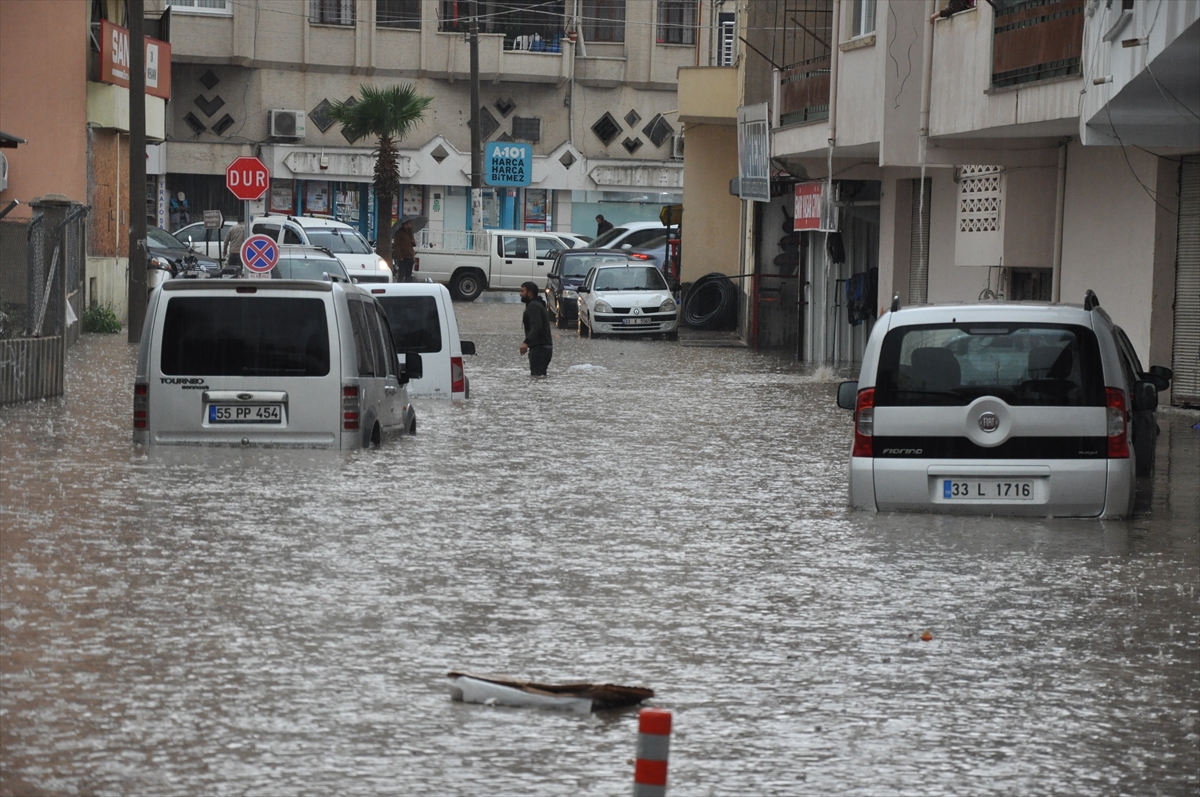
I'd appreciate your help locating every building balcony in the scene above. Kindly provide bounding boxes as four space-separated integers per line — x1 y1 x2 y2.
678 67 738 125
929 2 1082 141
779 56 831 128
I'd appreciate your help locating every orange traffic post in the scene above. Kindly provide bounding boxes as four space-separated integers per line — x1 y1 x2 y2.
633 708 672 796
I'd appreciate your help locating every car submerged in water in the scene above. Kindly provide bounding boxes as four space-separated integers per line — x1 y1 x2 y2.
835 291 1171 518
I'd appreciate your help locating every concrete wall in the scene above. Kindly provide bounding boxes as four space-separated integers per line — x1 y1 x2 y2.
680 124 740 282
0 0 89 219
1060 142 1166 363
1001 164 1058 269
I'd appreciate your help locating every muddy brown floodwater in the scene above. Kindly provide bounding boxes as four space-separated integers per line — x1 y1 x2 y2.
2 299 1198 796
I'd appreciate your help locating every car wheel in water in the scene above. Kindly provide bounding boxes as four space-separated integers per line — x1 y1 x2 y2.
451 271 484 302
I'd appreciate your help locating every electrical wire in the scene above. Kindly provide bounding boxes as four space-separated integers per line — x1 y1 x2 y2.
1103 102 1180 217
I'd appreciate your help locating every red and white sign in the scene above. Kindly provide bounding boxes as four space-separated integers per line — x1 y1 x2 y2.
226 157 271 201
241 235 279 274
99 19 172 100
794 183 823 231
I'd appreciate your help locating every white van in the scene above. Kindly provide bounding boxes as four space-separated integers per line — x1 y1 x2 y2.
251 215 392 283
367 282 475 400
834 292 1170 518
134 279 419 449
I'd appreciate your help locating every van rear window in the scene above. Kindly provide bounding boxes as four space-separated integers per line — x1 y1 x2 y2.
160 297 330 376
875 323 1104 407
377 296 443 353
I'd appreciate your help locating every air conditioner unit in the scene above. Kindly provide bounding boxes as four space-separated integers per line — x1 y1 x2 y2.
671 135 685 160
269 110 306 139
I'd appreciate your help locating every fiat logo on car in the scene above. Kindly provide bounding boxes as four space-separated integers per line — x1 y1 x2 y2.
979 412 1000 432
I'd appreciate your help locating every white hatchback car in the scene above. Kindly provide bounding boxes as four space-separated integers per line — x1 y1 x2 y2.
251 215 392 283
576 262 679 340
835 291 1170 518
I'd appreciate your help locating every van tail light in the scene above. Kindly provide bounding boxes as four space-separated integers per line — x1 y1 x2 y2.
451 356 465 394
852 388 875 458
133 382 148 429
413 257 420 272
342 384 360 431
1106 387 1129 458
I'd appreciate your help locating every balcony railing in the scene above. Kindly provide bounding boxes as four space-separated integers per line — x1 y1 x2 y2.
991 0 1084 88
779 56 830 127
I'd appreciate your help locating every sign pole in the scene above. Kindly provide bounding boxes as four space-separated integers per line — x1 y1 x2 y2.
127 0 147 343
469 0 483 239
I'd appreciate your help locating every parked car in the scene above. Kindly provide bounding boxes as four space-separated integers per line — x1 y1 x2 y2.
576 262 679 340
251 215 392 283
834 291 1172 518
367 282 476 400
147 226 221 276
134 278 420 449
266 245 353 283
173 220 236 258
555 232 592 250
544 248 652 328
588 221 671 252
412 228 580 301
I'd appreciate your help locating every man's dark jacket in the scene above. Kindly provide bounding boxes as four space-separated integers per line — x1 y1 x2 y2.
523 296 553 348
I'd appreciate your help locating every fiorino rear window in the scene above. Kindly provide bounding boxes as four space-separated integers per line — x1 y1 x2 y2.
874 323 1104 407
160 297 330 376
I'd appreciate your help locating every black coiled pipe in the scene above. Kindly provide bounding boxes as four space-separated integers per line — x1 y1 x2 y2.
682 273 738 330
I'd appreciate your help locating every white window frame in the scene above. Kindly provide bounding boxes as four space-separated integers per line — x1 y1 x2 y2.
167 0 232 15
850 0 876 39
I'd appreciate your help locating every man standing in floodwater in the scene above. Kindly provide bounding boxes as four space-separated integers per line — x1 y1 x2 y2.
518 281 553 376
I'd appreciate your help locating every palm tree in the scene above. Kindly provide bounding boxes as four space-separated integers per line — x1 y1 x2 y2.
328 84 432 266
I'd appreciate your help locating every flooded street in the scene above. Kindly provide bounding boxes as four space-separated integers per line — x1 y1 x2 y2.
2 300 1198 796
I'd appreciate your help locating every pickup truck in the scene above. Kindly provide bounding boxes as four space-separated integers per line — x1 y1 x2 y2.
413 229 580 301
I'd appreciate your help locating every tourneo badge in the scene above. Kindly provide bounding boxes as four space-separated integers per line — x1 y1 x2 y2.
978 412 1000 432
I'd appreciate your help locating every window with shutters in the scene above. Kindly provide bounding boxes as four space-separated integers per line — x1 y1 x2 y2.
583 0 625 43
657 0 697 45
377 0 420 29
310 0 355 25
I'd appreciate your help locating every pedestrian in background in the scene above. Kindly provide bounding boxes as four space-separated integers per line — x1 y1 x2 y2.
518 280 553 376
595 214 613 237
392 220 416 282
224 218 246 268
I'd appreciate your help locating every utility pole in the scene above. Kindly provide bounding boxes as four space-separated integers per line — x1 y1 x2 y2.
469 0 483 237
127 0 147 343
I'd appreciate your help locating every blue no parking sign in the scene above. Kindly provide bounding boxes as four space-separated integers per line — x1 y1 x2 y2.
485 142 532 187
241 235 279 274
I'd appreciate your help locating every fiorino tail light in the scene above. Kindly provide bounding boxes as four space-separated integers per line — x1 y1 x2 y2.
451 356 465 394
852 388 875 458
342 384 360 431
133 382 148 429
1106 387 1129 458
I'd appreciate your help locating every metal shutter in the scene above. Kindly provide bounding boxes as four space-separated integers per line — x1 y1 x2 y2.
1172 155 1200 406
908 178 931 304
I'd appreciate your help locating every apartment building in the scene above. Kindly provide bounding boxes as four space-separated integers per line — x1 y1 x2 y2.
689 0 1198 406
153 0 727 244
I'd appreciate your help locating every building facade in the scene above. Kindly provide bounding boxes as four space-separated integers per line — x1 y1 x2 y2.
153 0 724 246
689 0 1198 407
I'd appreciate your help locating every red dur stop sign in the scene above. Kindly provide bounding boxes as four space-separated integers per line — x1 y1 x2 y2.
226 156 270 201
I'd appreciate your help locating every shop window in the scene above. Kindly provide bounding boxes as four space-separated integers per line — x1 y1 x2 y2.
583 0 625 43
657 0 697 45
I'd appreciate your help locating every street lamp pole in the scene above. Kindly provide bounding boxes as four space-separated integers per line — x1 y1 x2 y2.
469 0 483 237
127 0 147 343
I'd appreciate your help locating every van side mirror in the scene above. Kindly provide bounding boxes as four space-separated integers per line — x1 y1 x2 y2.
837 381 859 410
399 351 423 383
1132 381 1158 412
460 341 476 355
1148 365 1173 389
621 243 632 250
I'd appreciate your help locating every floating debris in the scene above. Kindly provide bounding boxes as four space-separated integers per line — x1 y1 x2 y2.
447 672 654 713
